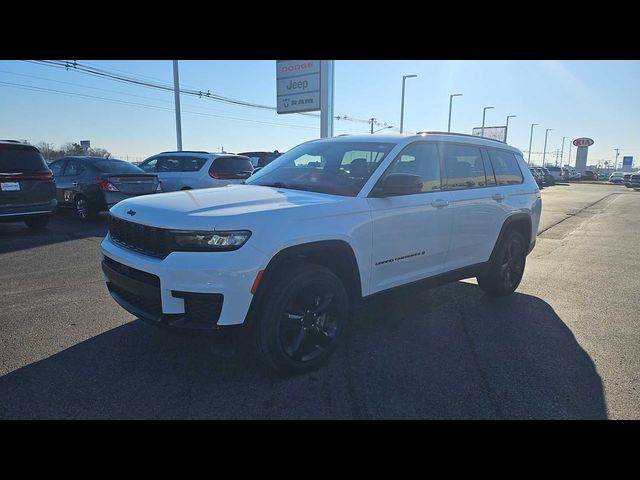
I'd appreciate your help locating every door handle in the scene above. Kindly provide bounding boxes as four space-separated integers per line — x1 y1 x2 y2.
492 193 505 202
431 199 449 209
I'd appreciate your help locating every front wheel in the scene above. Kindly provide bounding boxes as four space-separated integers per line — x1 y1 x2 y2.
477 230 527 296
254 263 350 374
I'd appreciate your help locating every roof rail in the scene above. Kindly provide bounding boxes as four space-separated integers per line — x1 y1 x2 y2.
0 139 23 143
157 150 211 155
414 131 507 144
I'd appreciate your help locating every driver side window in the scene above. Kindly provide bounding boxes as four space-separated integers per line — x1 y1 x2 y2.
383 143 442 193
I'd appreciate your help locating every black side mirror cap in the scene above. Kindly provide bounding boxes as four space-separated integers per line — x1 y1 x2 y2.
371 173 423 197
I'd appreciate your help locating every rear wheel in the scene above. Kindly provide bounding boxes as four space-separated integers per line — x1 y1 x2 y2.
477 230 527 296
24 215 50 229
74 195 97 221
254 263 350 374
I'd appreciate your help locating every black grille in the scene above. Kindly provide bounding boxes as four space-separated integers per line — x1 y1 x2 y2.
109 215 170 258
109 284 163 318
103 256 160 287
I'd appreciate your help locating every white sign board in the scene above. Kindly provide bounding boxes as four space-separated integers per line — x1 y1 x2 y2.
472 126 506 142
276 60 321 114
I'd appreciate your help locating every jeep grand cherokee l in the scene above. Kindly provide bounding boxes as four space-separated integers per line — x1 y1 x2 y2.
101 132 542 374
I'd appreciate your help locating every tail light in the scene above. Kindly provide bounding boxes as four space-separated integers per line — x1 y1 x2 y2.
96 178 119 192
0 170 54 181
156 180 163 192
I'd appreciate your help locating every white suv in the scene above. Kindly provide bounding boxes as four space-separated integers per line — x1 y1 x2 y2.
101 133 542 373
138 151 254 192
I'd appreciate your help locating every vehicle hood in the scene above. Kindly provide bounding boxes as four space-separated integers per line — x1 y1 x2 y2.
109 184 348 230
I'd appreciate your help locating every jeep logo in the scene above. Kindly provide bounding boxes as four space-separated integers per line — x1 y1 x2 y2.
127 210 136 216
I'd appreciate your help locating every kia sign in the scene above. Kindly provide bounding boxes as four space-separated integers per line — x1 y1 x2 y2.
573 138 594 147
472 126 506 142
276 60 321 114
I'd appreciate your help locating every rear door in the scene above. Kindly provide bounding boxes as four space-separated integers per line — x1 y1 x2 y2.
0 145 55 208
48 159 67 204
56 158 86 205
441 143 504 270
156 156 184 191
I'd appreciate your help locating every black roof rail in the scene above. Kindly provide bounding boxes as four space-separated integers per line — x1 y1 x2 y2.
414 131 507 144
0 139 24 143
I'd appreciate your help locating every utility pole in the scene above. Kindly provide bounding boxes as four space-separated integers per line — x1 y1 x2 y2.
542 128 552 166
560 137 566 167
528 123 538 165
172 60 183 151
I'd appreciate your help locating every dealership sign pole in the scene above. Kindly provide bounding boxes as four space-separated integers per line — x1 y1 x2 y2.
572 137 594 174
276 60 333 138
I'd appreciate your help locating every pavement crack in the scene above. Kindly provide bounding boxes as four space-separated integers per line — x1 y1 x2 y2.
537 193 622 237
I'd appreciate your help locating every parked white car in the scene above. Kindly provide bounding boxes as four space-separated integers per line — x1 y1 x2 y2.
101 133 542 373
138 151 254 192
609 172 625 184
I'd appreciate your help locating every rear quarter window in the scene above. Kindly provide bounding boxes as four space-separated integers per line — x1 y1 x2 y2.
488 149 524 185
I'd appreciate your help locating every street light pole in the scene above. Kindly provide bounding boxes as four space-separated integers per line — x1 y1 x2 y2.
172 60 183 151
559 137 567 167
370 118 375 134
447 93 463 132
567 141 572 167
542 128 552 165
505 115 516 142
527 123 538 165
614 148 620 171
400 74 417 134
481 106 495 137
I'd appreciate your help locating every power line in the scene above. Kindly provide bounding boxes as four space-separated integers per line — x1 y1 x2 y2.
23 60 401 132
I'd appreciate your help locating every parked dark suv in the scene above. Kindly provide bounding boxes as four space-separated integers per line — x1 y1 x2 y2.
0 141 57 229
48 156 160 221
237 151 282 169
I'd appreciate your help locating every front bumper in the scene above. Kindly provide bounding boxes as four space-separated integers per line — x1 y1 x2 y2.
101 234 268 328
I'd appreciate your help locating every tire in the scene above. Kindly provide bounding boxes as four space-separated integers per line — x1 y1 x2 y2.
477 229 527 297
73 195 97 221
24 215 50 229
253 262 350 375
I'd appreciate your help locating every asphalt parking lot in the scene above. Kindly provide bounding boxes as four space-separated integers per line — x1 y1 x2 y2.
1 182 638 419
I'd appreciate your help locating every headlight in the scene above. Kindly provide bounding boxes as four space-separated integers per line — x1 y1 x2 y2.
170 230 251 251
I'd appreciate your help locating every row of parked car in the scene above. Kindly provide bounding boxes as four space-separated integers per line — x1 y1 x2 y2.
611 171 640 189
0 140 282 227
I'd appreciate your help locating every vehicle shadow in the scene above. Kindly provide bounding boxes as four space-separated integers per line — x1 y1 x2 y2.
0 210 108 255
0 281 606 419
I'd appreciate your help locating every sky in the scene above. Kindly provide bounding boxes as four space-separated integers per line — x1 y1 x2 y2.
1 60 639 168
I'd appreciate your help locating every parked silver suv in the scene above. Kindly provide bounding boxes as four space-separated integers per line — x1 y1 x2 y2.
138 151 254 192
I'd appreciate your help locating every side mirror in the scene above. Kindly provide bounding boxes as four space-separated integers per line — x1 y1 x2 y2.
251 167 263 176
371 173 423 197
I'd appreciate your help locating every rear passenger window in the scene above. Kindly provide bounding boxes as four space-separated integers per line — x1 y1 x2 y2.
441 144 486 190
385 143 441 192
157 157 182 172
489 149 524 185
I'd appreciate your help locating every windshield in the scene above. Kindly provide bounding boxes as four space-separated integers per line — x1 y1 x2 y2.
94 160 146 174
246 141 395 196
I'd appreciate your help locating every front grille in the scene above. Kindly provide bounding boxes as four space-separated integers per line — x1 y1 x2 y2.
109 215 170 258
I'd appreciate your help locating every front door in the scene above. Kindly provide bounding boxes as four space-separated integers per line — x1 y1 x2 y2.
368 142 453 293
